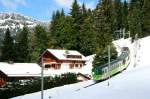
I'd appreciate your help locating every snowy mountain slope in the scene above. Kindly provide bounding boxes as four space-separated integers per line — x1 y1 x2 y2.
0 12 48 46
0 12 47 30
12 36 150 99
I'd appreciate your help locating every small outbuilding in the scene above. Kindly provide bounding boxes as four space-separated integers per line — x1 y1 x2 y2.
0 62 41 87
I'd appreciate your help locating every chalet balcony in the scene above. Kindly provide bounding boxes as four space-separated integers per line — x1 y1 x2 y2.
43 58 57 63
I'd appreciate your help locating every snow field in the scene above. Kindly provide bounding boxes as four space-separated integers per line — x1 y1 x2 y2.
12 37 150 99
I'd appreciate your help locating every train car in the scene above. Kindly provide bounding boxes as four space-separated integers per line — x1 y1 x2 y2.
92 47 130 81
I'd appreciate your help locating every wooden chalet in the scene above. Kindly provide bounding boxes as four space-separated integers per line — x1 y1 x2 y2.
40 49 87 72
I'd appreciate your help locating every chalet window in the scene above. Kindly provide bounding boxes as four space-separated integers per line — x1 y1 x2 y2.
0 78 5 86
45 64 51 68
55 64 61 69
66 55 82 59
45 64 61 70
52 64 55 69
75 64 78 68
51 64 61 70
69 64 74 69
80 64 82 68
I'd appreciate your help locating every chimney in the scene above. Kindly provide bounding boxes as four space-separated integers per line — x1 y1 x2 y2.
8 61 14 64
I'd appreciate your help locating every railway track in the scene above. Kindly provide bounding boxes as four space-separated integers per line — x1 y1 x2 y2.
83 81 100 88
75 81 101 91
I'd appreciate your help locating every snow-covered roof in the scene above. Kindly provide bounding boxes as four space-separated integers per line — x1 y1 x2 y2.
46 49 86 61
0 62 41 77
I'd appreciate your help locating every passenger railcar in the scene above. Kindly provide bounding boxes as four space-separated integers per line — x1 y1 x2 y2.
92 47 130 81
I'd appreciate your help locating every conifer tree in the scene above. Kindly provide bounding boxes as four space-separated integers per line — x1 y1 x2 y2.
61 8 65 16
50 10 62 48
30 25 49 62
79 16 96 56
71 0 82 21
16 26 30 62
50 11 76 50
57 16 75 50
1 28 14 61
128 0 143 38
142 0 150 36
34 25 48 53
122 0 129 31
113 0 123 30
82 3 87 18
94 0 113 51
79 4 96 55
93 0 117 67
70 0 82 51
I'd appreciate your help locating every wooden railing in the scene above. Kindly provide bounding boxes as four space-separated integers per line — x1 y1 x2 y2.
43 58 56 63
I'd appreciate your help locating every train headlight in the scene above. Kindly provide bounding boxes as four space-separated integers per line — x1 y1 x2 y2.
92 72 94 74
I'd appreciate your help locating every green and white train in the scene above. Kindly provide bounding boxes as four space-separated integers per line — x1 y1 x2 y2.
92 47 130 81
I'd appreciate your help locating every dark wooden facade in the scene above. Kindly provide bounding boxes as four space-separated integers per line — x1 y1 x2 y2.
41 51 86 70
0 70 7 87
0 71 35 87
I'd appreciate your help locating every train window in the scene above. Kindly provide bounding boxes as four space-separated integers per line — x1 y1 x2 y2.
113 66 115 69
102 69 105 73
111 65 113 69
103 67 108 73
112 65 115 69
99 69 103 74
113 64 115 69
94 69 102 75
112 65 114 68
102 69 104 73
123 60 126 64
115 64 117 68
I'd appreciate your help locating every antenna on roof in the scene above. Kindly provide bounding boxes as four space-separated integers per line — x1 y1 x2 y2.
8 60 14 64
65 50 69 54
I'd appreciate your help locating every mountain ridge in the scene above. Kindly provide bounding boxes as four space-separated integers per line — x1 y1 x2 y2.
0 12 48 30
0 12 49 46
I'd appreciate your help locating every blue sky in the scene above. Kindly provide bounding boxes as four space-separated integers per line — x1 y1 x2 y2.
0 0 99 21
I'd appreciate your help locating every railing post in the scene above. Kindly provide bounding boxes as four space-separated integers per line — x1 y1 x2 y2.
41 57 44 99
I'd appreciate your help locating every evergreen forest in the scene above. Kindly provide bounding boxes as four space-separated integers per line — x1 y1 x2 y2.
0 0 149 66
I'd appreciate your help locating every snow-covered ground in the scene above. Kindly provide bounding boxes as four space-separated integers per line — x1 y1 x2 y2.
12 36 150 99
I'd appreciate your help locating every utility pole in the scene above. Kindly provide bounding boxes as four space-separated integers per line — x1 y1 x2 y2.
122 28 125 39
41 57 44 99
128 31 130 38
134 34 138 67
108 45 110 86
122 28 130 39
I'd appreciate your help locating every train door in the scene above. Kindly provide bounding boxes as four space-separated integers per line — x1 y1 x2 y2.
123 59 126 65
119 62 122 71
103 67 108 78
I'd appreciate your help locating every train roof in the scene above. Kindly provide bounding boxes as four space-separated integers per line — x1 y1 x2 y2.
94 51 129 70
